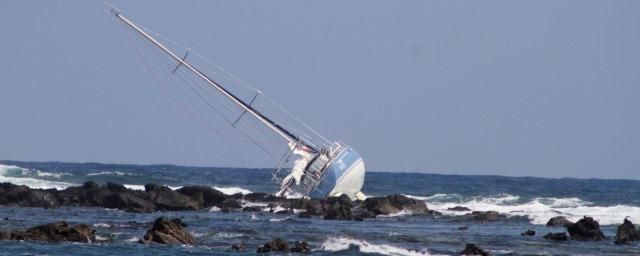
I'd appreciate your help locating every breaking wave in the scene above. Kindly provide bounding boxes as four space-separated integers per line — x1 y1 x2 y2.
0 164 75 190
407 193 640 225
319 236 442 256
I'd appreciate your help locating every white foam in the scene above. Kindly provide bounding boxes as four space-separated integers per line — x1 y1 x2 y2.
213 186 252 195
269 217 290 222
87 171 138 176
209 206 221 212
0 164 75 190
380 209 414 218
95 235 108 241
123 184 182 191
213 232 244 238
319 236 441 256
92 223 111 228
413 193 640 225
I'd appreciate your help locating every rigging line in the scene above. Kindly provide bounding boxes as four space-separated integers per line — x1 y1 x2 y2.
174 58 285 146
122 24 249 165
135 31 281 159
171 63 283 158
136 25 331 144
172 60 281 146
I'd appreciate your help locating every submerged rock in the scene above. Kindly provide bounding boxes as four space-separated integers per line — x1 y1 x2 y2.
460 243 489 256
448 206 472 211
615 218 639 245
256 238 310 253
0 221 95 243
139 217 195 245
544 232 569 241
567 217 605 241
364 194 429 215
521 229 535 236
257 238 289 253
546 216 574 227
466 211 504 222
229 243 245 251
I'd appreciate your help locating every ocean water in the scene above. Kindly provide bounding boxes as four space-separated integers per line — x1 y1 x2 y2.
0 160 639 255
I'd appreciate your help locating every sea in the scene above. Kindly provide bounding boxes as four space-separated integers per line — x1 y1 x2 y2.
0 160 639 255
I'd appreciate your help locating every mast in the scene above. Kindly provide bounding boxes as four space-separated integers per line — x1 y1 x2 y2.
112 9 317 152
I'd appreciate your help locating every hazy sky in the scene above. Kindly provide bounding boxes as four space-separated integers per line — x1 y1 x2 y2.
1 1 638 179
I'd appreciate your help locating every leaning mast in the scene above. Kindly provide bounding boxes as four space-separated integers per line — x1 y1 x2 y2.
112 9 317 152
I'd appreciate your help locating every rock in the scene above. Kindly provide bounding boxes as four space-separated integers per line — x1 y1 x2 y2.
257 238 289 253
242 206 264 212
615 218 639 244
364 194 429 215
460 243 489 256
229 243 245 251
3 221 95 243
323 196 354 220
176 186 227 207
448 206 472 211
106 182 128 193
291 241 311 253
101 192 156 213
298 211 312 218
467 211 504 222
139 217 195 245
146 186 200 211
546 216 574 227
567 217 605 241
275 209 294 215
521 229 535 236
457 226 469 230
220 198 242 209
544 232 569 241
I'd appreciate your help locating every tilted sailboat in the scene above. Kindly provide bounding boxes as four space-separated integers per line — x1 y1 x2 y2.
110 8 366 199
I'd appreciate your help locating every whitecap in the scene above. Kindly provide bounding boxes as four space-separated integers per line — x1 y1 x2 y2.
92 223 111 228
415 193 640 225
319 236 442 256
213 186 252 195
0 164 75 190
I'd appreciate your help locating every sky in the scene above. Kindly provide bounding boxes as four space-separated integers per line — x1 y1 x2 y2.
1 1 638 179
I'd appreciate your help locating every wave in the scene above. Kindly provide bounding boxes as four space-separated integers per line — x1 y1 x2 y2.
409 193 640 225
319 236 442 256
213 186 251 195
0 164 76 190
87 171 140 177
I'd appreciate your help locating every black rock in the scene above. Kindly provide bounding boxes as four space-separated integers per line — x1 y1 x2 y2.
448 206 472 211
298 211 312 218
1 221 95 243
615 218 639 245
567 217 605 241
230 243 245 251
457 226 469 230
460 243 489 256
544 232 569 241
364 194 429 215
176 186 227 207
242 206 264 212
257 238 289 253
139 217 195 245
521 229 535 236
546 216 574 227
291 241 311 253
466 211 504 222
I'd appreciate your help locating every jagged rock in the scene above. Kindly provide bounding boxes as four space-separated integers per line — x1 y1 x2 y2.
102 192 156 213
176 186 227 207
298 211 312 218
615 218 639 244
448 206 472 211
521 229 535 236
546 216 574 227
567 217 605 241
243 206 264 212
364 194 429 215
291 241 311 253
2 221 95 243
466 211 504 222
275 209 294 215
139 217 195 245
146 185 200 211
257 238 289 253
544 232 569 241
230 243 245 251
220 198 242 209
460 243 489 256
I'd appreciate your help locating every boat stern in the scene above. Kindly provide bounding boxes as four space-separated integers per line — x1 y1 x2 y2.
310 147 366 199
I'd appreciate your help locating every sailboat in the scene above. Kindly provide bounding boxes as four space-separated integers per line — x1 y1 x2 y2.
110 8 366 200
